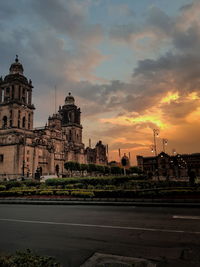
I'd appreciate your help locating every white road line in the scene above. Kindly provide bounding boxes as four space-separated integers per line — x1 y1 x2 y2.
173 215 200 220
0 218 200 235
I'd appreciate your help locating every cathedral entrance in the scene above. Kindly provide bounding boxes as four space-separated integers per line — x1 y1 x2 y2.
55 164 59 177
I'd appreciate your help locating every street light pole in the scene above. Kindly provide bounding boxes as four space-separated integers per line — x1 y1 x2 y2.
153 129 159 156
152 129 160 181
162 138 168 153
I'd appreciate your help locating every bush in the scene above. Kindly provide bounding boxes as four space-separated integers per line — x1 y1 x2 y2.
55 190 69 196
71 191 94 198
5 181 22 190
110 166 123 175
24 180 41 187
0 249 61 267
38 190 54 195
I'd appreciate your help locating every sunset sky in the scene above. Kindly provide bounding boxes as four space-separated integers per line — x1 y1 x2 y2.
1 0 200 164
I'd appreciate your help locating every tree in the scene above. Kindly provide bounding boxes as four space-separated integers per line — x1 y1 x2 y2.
80 163 88 176
88 163 97 174
64 161 80 176
95 165 105 174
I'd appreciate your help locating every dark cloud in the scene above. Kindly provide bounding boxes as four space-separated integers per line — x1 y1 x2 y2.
161 99 200 123
110 142 146 150
179 2 194 11
146 6 173 35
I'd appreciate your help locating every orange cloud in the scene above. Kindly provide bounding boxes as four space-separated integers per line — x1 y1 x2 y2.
161 91 179 104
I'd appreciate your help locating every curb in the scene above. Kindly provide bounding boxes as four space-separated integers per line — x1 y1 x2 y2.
1 198 200 207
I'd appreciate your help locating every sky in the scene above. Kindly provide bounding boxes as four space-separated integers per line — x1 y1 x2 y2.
1 0 200 164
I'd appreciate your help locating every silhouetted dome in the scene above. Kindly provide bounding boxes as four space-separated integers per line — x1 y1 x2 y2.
9 55 24 75
65 92 75 105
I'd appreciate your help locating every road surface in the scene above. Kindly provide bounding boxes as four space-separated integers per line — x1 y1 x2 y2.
0 204 200 266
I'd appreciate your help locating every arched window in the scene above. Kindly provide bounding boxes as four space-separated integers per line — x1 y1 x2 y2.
68 112 72 122
18 86 21 100
69 130 72 141
22 116 26 128
10 110 12 127
28 114 31 129
22 88 26 103
1 89 4 102
18 110 21 128
2 116 7 128
12 85 14 99
71 112 74 122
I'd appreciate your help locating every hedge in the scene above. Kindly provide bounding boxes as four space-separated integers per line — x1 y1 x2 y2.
0 188 200 198
45 175 147 187
71 191 94 198
55 190 70 196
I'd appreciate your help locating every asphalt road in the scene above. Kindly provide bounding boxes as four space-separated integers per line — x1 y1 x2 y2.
0 205 200 266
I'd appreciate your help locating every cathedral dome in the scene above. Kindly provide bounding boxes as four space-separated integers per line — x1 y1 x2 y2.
9 55 24 75
4 55 28 84
65 92 75 105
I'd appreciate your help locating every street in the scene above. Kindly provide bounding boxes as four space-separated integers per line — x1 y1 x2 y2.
0 204 200 266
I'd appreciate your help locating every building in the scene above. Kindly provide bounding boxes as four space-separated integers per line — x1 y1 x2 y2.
137 152 200 178
0 56 107 179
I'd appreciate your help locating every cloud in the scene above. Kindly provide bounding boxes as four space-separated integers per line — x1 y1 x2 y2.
108 3 134 18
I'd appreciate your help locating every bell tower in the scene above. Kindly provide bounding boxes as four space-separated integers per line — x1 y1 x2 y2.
59 92 82 145
0 55 35 130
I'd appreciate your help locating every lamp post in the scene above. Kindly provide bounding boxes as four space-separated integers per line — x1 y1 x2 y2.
153 129 159 181
162 138 168 153
153 129 159 156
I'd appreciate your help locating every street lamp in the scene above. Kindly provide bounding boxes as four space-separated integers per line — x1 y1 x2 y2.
150 145 155 153
162 138 168 153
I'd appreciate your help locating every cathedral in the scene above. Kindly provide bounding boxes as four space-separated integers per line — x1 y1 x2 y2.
0 56 107 179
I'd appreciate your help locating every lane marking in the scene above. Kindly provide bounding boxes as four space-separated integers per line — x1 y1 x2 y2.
173 215 200 220
0 218 200 235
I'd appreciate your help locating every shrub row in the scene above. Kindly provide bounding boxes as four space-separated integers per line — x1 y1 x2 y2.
45 176 146 187
0 178 196 191
0 188 200 198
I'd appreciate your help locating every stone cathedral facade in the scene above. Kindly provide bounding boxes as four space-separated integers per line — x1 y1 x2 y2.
0 57 107 178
